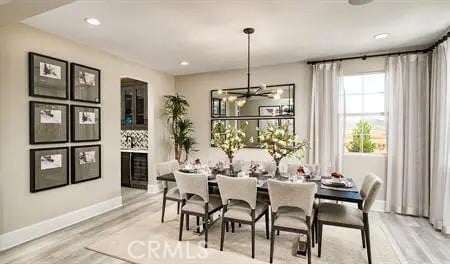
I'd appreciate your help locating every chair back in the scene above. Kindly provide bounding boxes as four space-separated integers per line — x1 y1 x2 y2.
216 175 257 209
360 173 383 213
174 171 209 202
268 180 316 217
156 160 179 176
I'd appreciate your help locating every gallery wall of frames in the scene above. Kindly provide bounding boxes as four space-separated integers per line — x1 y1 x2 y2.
29 52 102 193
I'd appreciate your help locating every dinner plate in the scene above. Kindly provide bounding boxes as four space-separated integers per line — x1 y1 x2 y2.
321 178 353 188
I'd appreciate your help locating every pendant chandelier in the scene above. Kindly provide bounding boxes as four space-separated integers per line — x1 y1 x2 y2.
223 27 279 106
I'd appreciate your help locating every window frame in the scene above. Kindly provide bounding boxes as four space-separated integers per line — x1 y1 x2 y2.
342 72 387 155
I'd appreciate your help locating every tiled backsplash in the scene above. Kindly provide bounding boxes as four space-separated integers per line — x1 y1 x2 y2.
121 130 148 149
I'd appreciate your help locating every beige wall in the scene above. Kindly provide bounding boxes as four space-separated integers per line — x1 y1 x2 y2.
175 62 312 163
0 24 175 234
175 58 387 201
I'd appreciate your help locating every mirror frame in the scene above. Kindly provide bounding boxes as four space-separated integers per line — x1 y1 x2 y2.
210 83 295 118
210 118 295 149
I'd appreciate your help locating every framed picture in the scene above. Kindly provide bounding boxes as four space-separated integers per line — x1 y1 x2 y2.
30 147 69 193
30 101 69 144
71 105 101 142
71 63 101 103
29 52 68 99
259 106 281 117
71 144 101 184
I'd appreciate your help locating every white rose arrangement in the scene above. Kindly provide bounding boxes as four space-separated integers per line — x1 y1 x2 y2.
210 122 246 168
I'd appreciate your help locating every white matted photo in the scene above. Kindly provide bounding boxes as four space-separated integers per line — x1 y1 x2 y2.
40 154 62 170
40 109 62 124
39 62 61 79
79 71 96 86
79 150 96 165
79 112 96 125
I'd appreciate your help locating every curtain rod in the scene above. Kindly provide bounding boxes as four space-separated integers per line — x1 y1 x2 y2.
307 31 450 65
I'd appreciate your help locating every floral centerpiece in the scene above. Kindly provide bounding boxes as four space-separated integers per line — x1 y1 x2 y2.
258 124 308 177
210 122 246 173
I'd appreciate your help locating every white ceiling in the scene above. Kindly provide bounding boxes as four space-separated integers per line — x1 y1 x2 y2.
23 0 450 75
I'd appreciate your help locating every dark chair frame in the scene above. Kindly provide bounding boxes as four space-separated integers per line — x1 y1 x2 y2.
161 186 182 223
220 201 270 259
178 194 223 248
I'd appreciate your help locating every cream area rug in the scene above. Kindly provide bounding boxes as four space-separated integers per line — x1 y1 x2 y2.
87 205 400 264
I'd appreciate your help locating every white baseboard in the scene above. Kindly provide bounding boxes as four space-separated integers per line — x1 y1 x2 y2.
147 183 163 194
0 196 122 251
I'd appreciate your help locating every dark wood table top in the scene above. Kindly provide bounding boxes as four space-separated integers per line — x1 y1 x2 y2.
157 170 363 205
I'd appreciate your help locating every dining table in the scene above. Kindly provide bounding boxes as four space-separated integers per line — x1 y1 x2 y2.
156 169 363 207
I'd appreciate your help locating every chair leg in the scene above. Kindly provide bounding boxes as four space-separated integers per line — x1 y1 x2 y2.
277 230 280 236
265 210 270 239
239 223 242 227
204 216 209 248
161 196 167 223
251 223 255 258
270 227 276 263
179 212 184 241
220 220 226 251
231 222 235 233
186 214 189 231
361 229 366 248
318 222 323 257
314 209 319 244
311 220 315 248
307 229 312 264
226 222 229 232
177 201 180 215
365 226 372 264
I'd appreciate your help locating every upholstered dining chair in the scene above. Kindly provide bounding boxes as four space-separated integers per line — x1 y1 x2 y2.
317 173 382 264
157 160 181 223
174 171 223 248
268 180 317 264
216 175 270 259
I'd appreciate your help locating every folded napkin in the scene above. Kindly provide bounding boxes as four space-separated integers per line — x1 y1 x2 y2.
320 184 359 192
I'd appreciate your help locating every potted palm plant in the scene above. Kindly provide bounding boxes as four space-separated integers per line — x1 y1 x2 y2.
163 94 197 162
258 124 308 177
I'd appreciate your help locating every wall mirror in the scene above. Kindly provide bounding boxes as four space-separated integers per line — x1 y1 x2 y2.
211 84 295 118
211 118 295 148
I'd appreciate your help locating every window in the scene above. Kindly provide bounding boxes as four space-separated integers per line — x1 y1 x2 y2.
343 73 386 154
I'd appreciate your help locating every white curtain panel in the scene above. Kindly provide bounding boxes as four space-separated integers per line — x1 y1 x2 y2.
385 54 430 217
429 39 450 234
309 62 344 174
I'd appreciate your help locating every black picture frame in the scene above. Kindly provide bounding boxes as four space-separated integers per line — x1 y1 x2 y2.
30 101 69 144
29 52 69 100
210 83 295 118
71 105 101 142
71 144 101 184
70 63 101 103
30 147 69 193
258 105 281 117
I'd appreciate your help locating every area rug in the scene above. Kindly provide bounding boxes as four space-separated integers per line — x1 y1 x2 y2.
87 205 400 263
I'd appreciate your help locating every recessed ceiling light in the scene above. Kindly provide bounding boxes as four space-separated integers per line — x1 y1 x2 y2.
349 0 374 5
179 61 189 66
374 33 390 39
85 17 101 26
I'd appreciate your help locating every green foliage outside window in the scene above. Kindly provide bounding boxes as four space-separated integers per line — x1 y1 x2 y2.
347 120 375 153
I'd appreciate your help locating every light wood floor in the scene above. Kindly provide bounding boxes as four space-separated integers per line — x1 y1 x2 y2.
0 187 449 264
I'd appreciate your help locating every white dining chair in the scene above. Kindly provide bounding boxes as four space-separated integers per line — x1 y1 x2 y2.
157 160 181 223
217 175 270 259
317 173 382 264
174 171 223 248
268 180 317 264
